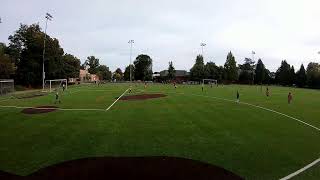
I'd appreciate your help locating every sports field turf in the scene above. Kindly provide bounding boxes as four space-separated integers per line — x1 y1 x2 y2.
0 84 319 179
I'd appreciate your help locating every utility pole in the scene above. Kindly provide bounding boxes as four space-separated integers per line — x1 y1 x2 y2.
42 13 53 91
128 40 134 82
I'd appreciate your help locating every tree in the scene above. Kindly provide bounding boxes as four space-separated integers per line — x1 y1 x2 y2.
8 24 64 86
224 51 238 82
275 60 291 86
113 68 123 81
62 54 80 78
306 62 320 89
239 58 255 84
289 65 296 85
205 62 219 80
134 54 153 81
167 61 176 80
124 65 135 81
85 56 100 74
190 55 205 81
0 43 15 79
295 64 307 88
254 59 267 84
96 65 112 81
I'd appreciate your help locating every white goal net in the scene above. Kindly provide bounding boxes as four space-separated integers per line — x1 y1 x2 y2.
203 79 217 86
44 79 67 92
0 79 14 95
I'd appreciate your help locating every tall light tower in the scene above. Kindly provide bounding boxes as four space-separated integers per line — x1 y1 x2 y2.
42 13 53 91
200 43 206 57
252 51 256 85
128 40 134 82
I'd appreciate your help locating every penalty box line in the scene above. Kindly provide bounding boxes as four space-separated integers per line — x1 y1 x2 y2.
105 88 129 111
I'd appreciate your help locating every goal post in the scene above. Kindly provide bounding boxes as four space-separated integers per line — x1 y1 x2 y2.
0 79 14 95
203 79 217 86
44 79 67 92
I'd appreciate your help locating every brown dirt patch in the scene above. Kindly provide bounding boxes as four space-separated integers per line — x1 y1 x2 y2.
21 106 58 114
120 93 167 101
14 92 47 99
0 156 243 180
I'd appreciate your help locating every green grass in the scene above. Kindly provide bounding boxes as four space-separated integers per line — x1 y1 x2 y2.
0 83 319 179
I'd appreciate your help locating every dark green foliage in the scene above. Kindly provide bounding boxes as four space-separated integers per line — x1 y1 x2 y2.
295 64 307 88
84 56 100 74
306 62 320 89
62 54 81 78
167 61 176 80
113 68 123 81
275 60 291 86
239 58 255 84
190 55 205 81
124 64 135 81
254 59 268 84
134 54 153 81
96 65 112 81
224 51 238 82
0 43 15 79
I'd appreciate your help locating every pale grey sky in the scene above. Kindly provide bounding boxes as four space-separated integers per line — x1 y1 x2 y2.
1 0 320 72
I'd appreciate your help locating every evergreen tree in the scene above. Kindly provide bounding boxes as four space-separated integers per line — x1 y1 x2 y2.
167 61 176 80
190 55 205 82
295 64 307 87
254 59 267 84
275 60 291 85
224 51 238 82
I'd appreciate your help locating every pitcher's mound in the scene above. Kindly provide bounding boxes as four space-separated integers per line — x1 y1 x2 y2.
120 93 167 101
1 156 243 180
22 106 58 114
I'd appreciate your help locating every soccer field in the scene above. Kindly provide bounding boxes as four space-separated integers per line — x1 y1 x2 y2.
0 83 319 179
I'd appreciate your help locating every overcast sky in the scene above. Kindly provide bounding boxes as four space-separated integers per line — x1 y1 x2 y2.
1 0 320 72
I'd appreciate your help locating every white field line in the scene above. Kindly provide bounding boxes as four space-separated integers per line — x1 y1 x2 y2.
0 105 106 112
105 88 129 111
0 97 14 102
169 91 320 179
279 158 320 180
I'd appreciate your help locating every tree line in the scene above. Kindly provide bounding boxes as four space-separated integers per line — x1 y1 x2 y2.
0 23 154 86
1 23 319 89
186 51 320 89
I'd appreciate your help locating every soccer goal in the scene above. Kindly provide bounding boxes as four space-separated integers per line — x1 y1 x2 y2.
44 79 67 92
0 79 14 95
203 79 218 86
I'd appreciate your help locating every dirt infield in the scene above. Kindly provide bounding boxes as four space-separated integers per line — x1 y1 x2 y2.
120 93 167 101
0 156 243 180
21 106 58 114
14 92 47 99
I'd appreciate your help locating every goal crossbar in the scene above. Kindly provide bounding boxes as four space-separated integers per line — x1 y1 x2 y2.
44 79 67 92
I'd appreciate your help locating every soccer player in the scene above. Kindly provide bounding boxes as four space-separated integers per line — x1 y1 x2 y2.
288 92 293 104
201 83 204 92
144 82 147 89
54 91 61 104
62 83 66 92
236 90 240 103
266 87 270 97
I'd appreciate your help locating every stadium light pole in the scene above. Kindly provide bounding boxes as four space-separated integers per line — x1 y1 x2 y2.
252 51 256 85
128 40 134 82
200 43 206 57
42 13 53 91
